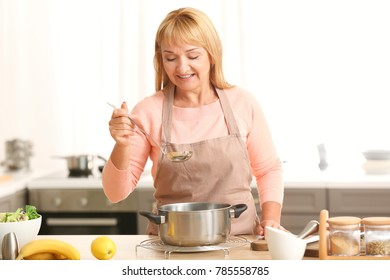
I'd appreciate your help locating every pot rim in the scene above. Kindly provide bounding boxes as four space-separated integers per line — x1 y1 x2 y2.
65 154 95 159
158 202 233 213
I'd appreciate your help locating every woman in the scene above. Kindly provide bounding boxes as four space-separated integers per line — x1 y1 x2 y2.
102 7 284 236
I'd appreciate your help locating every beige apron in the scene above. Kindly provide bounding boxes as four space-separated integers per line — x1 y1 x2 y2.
146 87 259 235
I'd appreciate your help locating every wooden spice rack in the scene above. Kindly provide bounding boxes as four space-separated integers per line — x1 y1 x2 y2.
319 209 390 260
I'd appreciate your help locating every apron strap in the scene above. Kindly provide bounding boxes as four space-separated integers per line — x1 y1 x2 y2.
162 87 174 143
161 86 241 142
215 88 241 136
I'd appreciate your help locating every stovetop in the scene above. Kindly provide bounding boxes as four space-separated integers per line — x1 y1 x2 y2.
26 167 154 190
43 169 102 179
27 170 103 189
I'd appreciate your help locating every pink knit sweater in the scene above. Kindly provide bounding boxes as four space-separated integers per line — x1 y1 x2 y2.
102 87 284 206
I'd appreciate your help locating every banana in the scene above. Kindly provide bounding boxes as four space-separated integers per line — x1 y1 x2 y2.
24 252 69 260
24 252 57 260
54 253 68 260
16 239 81 260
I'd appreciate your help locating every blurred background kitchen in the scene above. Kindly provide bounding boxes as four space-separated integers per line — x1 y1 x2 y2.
1 0 390 175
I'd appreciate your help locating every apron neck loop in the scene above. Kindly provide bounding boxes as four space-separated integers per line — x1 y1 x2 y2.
161 87 241 142
215 88 241 136
162 87 174 143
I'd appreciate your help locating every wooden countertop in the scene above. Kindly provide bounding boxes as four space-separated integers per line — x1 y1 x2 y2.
34 235 318 260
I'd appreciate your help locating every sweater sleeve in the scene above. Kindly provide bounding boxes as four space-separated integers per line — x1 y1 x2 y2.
102 157 137 202
102 93 163 203
243 92 284 206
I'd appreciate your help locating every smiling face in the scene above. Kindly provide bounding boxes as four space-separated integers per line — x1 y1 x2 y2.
154 8 230 92
161 43 212 94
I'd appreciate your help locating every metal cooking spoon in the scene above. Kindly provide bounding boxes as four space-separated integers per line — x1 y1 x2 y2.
296 220 319 239
107 102 193 162
257 220 319 240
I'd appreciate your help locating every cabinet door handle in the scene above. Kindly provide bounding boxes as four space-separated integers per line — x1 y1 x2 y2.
46 217 117 226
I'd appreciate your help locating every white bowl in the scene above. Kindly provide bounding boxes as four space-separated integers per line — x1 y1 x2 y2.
265 226 307 260
362 150 390 160
0 215 42 254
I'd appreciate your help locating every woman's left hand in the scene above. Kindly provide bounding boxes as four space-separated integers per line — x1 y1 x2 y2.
257 201 288 237
257 219 289 237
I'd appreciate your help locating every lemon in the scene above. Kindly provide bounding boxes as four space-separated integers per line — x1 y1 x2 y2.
91 236 116 260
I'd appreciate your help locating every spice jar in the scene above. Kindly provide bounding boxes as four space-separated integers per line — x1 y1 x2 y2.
362 217 390 256
327 216 361 256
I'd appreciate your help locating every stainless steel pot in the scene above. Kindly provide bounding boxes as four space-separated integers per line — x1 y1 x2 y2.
54 155 107 175
139 202 247 247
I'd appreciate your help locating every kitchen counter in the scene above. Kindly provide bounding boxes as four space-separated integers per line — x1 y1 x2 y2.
5 167 390 238
33 234 317 260
22 167 390 189
0 169 59 197
2 166 390 200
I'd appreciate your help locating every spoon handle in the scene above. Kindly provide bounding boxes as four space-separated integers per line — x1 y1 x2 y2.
296 220 319 239
127 116 166 154
106 102 166 154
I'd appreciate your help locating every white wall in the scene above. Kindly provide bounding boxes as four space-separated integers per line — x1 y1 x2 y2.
242 1 390 170
1 0 390 172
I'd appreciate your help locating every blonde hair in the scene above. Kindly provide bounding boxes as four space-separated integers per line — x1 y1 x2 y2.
154 7 233 92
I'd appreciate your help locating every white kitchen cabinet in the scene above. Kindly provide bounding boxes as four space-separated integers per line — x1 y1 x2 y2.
328 188 390 217
0 189 27 212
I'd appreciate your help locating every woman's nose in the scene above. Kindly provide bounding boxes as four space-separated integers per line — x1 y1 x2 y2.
176 58 190 73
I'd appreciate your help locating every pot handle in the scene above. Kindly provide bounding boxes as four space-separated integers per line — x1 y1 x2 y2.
97 155 108 173
97 155 107 163
138 211 166 224
230 204 248 218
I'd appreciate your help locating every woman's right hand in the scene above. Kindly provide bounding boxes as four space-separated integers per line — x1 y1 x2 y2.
108 101 135 147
